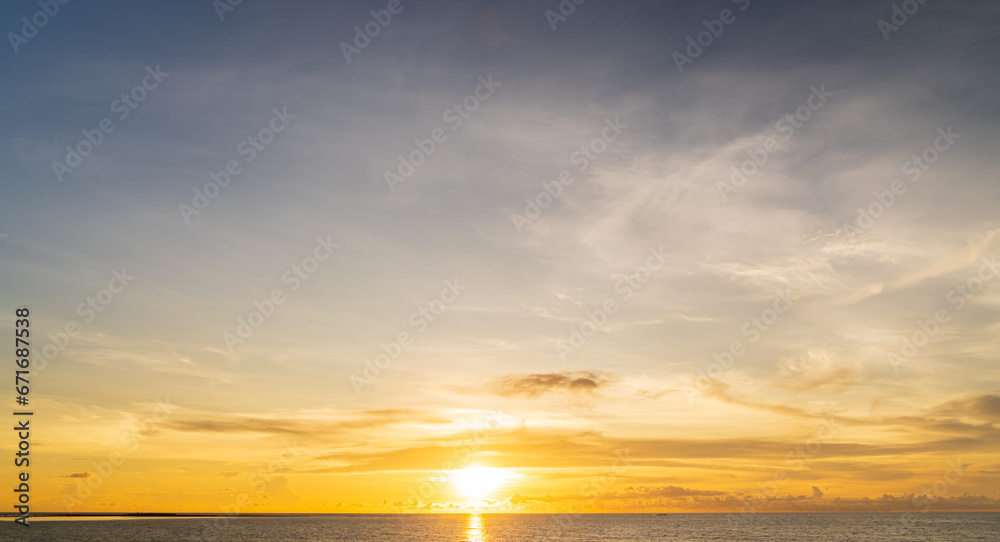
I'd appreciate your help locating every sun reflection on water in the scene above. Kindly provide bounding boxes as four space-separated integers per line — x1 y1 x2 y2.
466 513 486 542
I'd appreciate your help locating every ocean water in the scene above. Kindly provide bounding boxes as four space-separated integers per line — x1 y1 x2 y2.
1 513 998 541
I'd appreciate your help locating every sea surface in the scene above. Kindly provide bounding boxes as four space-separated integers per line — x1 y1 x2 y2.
1 513 997 541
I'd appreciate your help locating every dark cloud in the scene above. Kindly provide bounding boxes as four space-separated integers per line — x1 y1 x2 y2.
61 472 94 478
484 372 610 398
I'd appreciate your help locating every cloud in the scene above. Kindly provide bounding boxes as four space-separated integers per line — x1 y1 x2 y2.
812 486 824 498
701 254 842 297
696 381 1000 443
773 351 865 393
508 485 729 505
163 408 450 436
932 393 1000 423
636 389 678 401
61 472 94 478
889 230 1000 292
619 486 728 499
482 372 610 398
508 493 559 504
301 422 991 476
694 380 818 419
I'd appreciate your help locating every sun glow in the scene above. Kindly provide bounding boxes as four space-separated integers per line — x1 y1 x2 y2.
450 467 513 499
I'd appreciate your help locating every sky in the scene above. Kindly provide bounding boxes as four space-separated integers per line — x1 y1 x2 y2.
1 0 999 515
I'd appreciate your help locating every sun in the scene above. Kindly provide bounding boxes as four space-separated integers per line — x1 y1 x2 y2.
450 466 513 499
